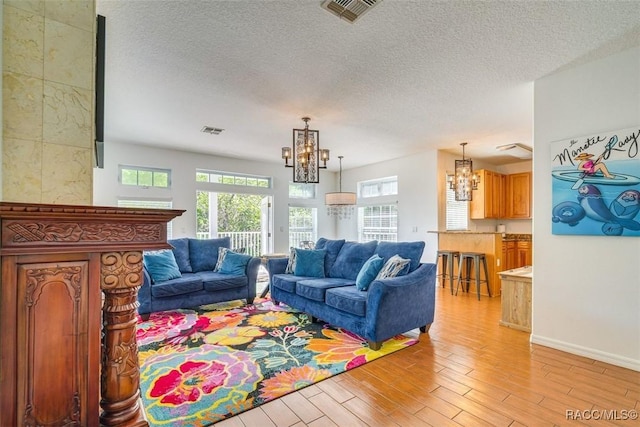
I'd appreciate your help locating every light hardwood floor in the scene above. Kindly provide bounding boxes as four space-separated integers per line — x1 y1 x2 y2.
217 285 639 426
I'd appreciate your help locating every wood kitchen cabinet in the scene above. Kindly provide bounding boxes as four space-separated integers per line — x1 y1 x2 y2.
517 241 532 266
506 172 532 218
470 169 505 219
502 240 517 270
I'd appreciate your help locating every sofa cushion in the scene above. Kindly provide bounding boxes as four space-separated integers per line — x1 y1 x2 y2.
314 238 346 276
150 273 203 298
374 241 425 273
188 237 231 272
376 254 411 279
196 271 248 291
329 240 378 280
355 254 384 291
218 251 252 275
168 238 192 273
143 250 182 283
294 249 326 278
272 274 313 293
325 286 367 317
296 278 355 302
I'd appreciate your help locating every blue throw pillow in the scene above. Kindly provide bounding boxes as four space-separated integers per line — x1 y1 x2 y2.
355 254 384 291
293 249 326 278
143 250 182 283
218 251 252 276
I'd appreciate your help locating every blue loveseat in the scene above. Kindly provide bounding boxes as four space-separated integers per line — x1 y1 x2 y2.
267 238 436 350
139 237 261 317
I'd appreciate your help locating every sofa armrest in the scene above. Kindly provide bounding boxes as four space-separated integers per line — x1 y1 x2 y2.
138 267 153 315
365 263 437 342
245 257 262 301
266 257 288 281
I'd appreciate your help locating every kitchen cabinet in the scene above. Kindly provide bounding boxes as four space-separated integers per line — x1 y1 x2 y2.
499 267 532 332
470 169 505 219
517 240 532 266
506 172 532 218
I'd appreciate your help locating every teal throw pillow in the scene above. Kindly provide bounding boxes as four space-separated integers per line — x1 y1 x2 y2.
218 251 252 275
293 249 326 278
376 254 411 280
355 254 384 291
143 250 182 283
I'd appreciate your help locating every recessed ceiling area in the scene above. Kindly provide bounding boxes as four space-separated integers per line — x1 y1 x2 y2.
97 1 640 170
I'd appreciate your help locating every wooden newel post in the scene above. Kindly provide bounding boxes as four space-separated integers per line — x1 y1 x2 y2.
0 203 184 427
100 251 145 426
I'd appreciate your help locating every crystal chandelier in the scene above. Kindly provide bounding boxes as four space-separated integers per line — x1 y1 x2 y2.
326 156 356 219
282 117 329 183
447 142 480 201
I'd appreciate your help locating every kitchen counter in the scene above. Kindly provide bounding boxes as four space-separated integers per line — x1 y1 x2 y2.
498 266 532 332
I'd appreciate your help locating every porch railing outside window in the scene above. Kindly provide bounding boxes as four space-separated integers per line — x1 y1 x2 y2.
289 231 315 250
196 231 262 257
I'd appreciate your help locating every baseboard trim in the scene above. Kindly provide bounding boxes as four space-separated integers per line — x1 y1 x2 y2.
530 334 640 372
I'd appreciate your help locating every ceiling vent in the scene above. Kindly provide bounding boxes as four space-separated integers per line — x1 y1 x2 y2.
201 126 224 135
496 143 533 159
322 0 382 23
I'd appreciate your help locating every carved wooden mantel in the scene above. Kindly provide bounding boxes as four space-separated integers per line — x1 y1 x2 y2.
0 202 184 427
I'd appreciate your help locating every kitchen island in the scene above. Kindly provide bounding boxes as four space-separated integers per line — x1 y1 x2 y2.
429 231 504 297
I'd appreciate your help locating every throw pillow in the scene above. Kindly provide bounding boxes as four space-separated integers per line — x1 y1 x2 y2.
214 247 230 272
376 254 411 280
143 250 182 283
293 248 327 278
285 247 297 274
218 251 252 276
355 254 384 291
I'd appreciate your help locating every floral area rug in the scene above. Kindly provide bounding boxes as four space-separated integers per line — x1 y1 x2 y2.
136 299 417 426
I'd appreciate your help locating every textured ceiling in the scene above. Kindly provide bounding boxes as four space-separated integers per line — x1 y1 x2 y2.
96 0 640 170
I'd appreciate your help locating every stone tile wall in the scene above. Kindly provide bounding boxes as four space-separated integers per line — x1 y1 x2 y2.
3 0 95 204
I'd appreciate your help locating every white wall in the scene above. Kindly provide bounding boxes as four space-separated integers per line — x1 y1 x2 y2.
338 150 440 264
93 141 338 253
532 46 640 370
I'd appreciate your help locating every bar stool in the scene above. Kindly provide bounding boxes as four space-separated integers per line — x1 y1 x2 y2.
436 250 460 295
455 252 491 300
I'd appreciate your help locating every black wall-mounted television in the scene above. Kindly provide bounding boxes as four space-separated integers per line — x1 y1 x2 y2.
95 14 106 168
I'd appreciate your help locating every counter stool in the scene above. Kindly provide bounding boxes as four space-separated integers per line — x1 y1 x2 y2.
436 250 460 294
455 252 491 300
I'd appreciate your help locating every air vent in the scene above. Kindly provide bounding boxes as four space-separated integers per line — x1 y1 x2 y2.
496 143 533 159
201 126 224 135
322 0 382 23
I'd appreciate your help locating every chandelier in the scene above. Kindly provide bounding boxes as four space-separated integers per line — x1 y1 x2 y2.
447 142 480 201
282 117 329 183
326 156 356 219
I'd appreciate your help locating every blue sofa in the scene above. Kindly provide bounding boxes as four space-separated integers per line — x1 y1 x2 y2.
268 238 436 350
138 237 261 317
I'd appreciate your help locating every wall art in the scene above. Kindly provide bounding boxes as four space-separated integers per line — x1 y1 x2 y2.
551 126 640 236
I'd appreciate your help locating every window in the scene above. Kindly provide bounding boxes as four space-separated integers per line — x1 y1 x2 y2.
445 179 468 230
358 176 397 198
358 205 397 242
288 182 316 199
117 199 174 238
196 169 271 188
289 207 317 249
120 166 170 188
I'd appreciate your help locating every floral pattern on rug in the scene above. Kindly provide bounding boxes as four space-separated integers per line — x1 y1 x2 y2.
137 299 417 426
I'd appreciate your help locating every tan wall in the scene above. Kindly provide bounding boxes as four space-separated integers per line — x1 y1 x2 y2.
2 0 95 204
